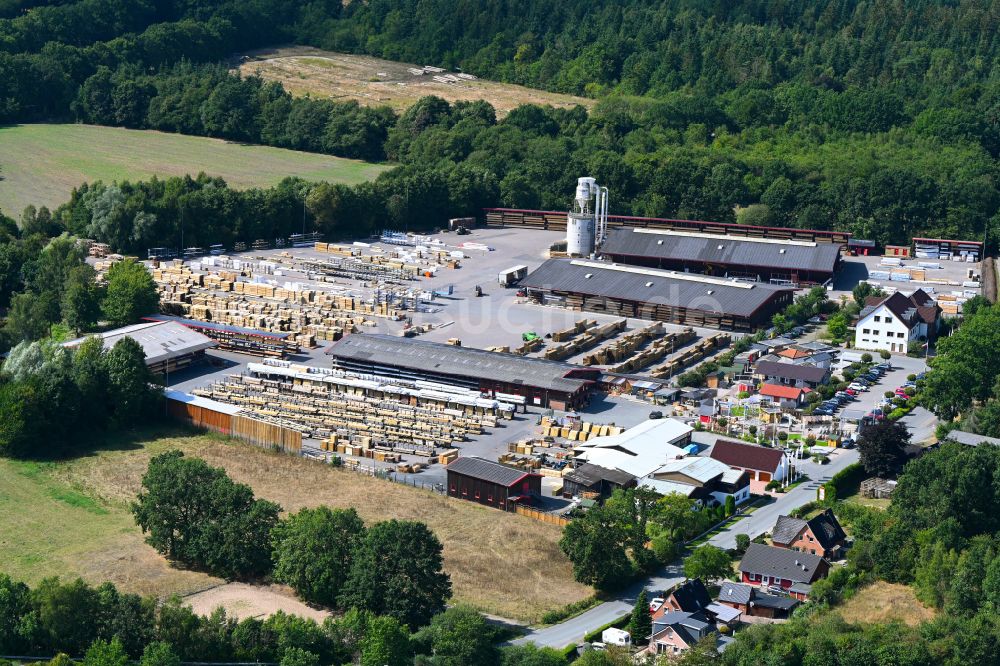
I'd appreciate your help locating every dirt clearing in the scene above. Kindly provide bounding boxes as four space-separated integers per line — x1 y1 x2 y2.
836 581 936 626
237 47 593 117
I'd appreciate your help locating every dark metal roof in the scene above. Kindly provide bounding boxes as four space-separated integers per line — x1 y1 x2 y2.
771 515 809 546
739 543 826 584
719 581 752 605
325 334 591 393
600 228 841 274
563 463 636 488
946 430 1000 447
446 457 535 487
755 360 829 383
521 259 793 318
862 290 940 329
668 579 711 613
750 593 800 610
806 509 847 550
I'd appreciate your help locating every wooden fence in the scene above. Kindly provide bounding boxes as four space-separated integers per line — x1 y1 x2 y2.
516 505 571 527
166 394 302 454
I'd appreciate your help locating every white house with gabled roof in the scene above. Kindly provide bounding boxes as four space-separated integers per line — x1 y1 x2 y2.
854 289 940 354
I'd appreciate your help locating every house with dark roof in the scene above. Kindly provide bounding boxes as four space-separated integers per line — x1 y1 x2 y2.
771 509 847 559
659 579 711 615
754 360 829 388
854 289 941 355
446 457 541 512
716 581 799 619
709 439 788 493
649 610 716 657
599 228 842 286
739 543 829 599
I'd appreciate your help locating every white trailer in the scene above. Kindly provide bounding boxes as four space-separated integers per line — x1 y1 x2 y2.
498 265 528 287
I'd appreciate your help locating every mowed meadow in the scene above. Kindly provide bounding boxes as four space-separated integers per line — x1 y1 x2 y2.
0 427 590 622
0 124 390 216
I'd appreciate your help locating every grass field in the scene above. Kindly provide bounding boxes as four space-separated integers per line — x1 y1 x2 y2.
0 427 589 622
836 581 936 626
238 47 594 118
0 124 390 216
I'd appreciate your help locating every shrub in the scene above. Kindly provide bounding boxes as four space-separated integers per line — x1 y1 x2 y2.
884 391 894 399
880 350 891 360
735 534 750 554
778 431 788 441
765 480 781 491
907 374 917 382
861 353 873 363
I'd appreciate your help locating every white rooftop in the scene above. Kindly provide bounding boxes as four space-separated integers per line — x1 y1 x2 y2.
574 418 692 478
164 389 243 415
63 321 215 366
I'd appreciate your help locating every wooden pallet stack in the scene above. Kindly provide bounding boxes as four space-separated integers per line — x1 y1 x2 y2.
543 318 627 361
649 332 731 378
608 327 697 374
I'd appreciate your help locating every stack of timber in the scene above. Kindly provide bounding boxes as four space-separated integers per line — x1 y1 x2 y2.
543 319 627 361
551 319 598 342
649 333 732 379
539 417 624 442
608 327 697 374
193 361 513 455
581 322 665 366
150 262 405 347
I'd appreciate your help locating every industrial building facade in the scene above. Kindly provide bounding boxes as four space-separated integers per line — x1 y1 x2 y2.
446 456 542 511
325 334 597 410
520 259 794 331
598 228 842 286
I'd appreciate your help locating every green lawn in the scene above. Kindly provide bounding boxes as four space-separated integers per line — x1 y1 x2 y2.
0 124 390 216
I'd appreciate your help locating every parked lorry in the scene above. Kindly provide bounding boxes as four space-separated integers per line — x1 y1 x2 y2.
498 265 528 287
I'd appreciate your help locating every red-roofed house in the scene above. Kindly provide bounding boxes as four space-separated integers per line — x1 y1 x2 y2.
710 439 788 493
758 383 811 408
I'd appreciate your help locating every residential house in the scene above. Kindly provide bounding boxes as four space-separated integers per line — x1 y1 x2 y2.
771 509 847 559
754 360 829 388
854 289 941 354
758 383 812 408
738 543 829 599
640 456 751 506
716 581 800 619
710 438 788 493
659 579 711 614
649 611 715 657
446 457 541 512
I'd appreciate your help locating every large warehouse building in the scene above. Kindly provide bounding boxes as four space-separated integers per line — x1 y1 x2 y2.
520 259 794 331
325 334 598 410
599 228 842 286
63 321 216 374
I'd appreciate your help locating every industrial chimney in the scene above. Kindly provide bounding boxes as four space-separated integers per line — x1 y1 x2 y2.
566 177 608 257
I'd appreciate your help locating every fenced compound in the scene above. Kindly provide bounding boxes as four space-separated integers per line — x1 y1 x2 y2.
165 392 302 453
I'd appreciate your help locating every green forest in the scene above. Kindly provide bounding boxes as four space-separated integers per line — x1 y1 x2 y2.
1 0 999 246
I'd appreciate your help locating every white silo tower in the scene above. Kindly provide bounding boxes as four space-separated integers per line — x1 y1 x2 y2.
566 177 608 257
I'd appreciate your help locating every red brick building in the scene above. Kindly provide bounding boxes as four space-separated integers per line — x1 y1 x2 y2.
771 509 847 559
738 543 829 599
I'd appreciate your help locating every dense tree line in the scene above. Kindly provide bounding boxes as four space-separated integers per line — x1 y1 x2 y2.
0 335 160 457
1 1 999 245
0 574 565 666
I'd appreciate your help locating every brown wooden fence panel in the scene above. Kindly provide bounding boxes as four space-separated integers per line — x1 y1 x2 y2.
232 414 303 453
516 505 570 527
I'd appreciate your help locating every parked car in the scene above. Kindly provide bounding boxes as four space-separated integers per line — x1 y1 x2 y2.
876 362 892 370
845 388 859 396
849 383 869 392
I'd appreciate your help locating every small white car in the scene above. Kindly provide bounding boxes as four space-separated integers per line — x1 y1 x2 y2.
848 383 869 392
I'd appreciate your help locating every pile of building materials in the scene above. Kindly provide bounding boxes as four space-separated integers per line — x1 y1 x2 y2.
551 319 598 342
150 261 406 347
194 361 515 456
581 322 665 366
539 416 624 442
543 319 627 361
649 333 731 379
608 327 698 374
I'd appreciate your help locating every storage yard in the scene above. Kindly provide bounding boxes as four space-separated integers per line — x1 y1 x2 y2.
98 176 983 499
